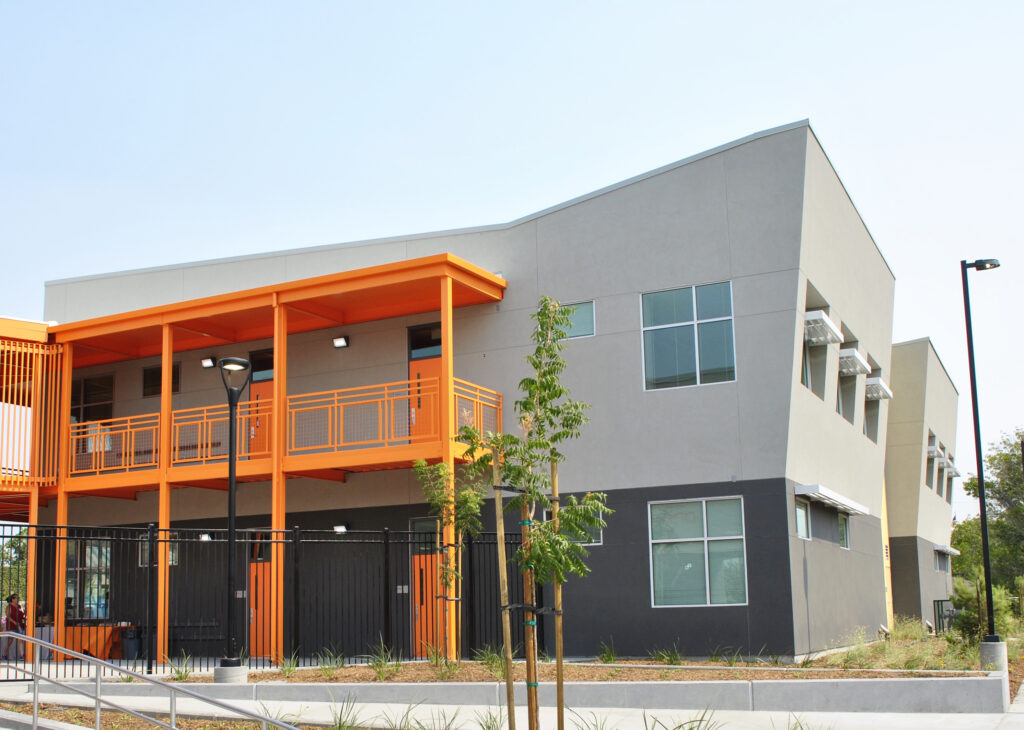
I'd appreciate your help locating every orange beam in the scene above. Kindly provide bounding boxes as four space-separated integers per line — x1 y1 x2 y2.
271 302 288 661
439 276 457 660
54 343 73 661
26 488 38 664
157 324 173 662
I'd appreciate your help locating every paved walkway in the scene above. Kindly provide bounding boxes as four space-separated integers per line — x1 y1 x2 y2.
0 678 1021 729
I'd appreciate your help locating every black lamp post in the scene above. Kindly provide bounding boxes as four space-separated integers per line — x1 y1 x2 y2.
218 356 251 667
960 258 1000 642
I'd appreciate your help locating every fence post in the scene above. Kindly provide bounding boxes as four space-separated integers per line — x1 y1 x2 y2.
146 524 156 674
291 526 301 659
382 527 391 649
464 532 474 657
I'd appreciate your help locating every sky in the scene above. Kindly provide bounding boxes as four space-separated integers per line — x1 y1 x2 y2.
1 1 1021 520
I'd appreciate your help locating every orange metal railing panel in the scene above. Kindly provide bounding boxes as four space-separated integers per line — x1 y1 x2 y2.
453 378 502 435
171 397 272 466
1 339 63 489
287 378 439 455
68 414 160 476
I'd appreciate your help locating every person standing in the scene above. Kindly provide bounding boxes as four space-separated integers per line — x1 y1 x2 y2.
3 594 25 660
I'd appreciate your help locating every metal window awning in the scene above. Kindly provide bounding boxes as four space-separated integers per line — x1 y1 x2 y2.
804 311 843 345
927 445 943 458
864 376 893 400
946 463 961 478
937 456 951 468
838 348 871 376
935 545 961 556
794 484 870 516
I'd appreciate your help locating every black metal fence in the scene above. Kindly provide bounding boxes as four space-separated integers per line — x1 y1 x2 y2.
0 523 525 678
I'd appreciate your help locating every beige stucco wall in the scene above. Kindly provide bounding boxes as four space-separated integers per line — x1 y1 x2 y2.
885 338 958 545
784 131 896 516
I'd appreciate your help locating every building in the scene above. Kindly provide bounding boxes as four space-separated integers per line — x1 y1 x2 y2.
0 120 958 663
884 338 960 628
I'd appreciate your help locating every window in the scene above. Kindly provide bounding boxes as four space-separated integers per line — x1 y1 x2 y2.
544 509 602 545
70 375 114 424
649 497 747 606
934 551 950 573
561 301 595 339
836 374 856 424
641 282 735 390
249 349 274 383
65 539 110 620
142 363 180 397
795 499 811 540
838 513 850 549
408 324 442 360
945 474 954 504
139 533 180 567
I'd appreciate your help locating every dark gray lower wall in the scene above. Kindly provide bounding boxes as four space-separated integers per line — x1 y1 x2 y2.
787 485 887 655
889 535 952 623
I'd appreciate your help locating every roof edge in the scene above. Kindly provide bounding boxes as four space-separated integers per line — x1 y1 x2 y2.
46 120 813 289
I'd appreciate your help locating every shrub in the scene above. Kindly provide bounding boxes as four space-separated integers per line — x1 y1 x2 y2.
951 576 1013 643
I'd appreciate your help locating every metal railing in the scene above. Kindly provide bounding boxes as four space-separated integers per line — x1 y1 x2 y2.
69 414 159 475
453 378 502 433
0 632 299 730
171 397 272 466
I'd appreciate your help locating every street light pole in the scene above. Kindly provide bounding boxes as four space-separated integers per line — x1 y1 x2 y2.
960 258 1000 642
218 357 251 668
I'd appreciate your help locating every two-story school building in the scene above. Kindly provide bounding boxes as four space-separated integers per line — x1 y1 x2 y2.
0 120 960 662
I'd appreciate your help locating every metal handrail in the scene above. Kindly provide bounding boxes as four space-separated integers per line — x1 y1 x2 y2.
0 632 299 730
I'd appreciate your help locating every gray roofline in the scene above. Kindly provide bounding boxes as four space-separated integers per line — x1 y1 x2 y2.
892 337 959 396
47 120 816 288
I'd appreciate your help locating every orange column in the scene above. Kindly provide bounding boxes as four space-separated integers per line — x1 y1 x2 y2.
26 486 39 662
439 276 457 660
157 324 173 663
54 343 73 660
270 302 288 662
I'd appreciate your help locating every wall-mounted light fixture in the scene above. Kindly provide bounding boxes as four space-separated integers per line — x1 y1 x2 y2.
200 357 216 369
333 524 350 533
199 533 212 542
332 336 350 349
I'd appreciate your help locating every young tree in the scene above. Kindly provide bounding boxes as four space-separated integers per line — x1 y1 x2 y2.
461 296 611 730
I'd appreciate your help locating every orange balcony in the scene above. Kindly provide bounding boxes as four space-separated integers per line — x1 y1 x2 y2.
64 377 501 487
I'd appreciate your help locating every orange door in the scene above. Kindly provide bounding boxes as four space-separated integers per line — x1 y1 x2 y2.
408 358 440 442
247 380 272 456
248 534 272 658
410 518 439 658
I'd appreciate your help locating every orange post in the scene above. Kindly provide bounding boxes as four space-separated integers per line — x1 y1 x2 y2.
26 487 39 663
438 276 457 660
270 302 288 662
53 343 73 661
157 324 173 662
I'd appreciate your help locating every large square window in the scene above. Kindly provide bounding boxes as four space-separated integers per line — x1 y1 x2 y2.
649 497 747 606
642 283 735 390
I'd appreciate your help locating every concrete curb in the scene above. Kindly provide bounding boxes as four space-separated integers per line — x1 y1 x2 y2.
34 674 1012 714
0 708 84 730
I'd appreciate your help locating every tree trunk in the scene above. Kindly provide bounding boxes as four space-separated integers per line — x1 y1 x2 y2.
521 501 539 730
492 458 516 730
551 460 564 730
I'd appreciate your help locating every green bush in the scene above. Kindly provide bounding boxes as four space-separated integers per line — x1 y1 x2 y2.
951 576 1013 643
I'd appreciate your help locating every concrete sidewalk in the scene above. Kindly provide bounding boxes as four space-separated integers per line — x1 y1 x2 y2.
0 679 1021 729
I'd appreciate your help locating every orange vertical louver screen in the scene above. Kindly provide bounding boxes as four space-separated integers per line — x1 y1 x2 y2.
0 339 62 489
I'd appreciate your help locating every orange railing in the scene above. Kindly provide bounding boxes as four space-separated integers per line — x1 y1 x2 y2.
63 377 502 477
68 414 160 475
0 339 62 488
171 398 272 466
454 378 502 435
288 378 439 454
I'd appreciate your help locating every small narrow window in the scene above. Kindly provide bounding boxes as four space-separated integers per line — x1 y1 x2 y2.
795 499 811 540
934 551 950 573
561 301 595 339
838 514 850 549
142 364 180 397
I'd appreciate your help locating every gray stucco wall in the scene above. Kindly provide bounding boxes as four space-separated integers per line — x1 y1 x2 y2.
787 485 887 655
889 535 952 622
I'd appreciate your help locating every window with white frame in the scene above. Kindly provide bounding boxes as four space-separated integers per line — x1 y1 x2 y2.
649 497 747 606
838 513 850 549
795 499 811 540
561 301 595 339
934 551 950 573
641 282 735 390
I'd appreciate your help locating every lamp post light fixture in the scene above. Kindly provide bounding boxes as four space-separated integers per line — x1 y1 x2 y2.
218 356 251 668
960 258 1000 642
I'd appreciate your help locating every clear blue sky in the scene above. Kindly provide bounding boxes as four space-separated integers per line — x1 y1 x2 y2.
2 1 1021 519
